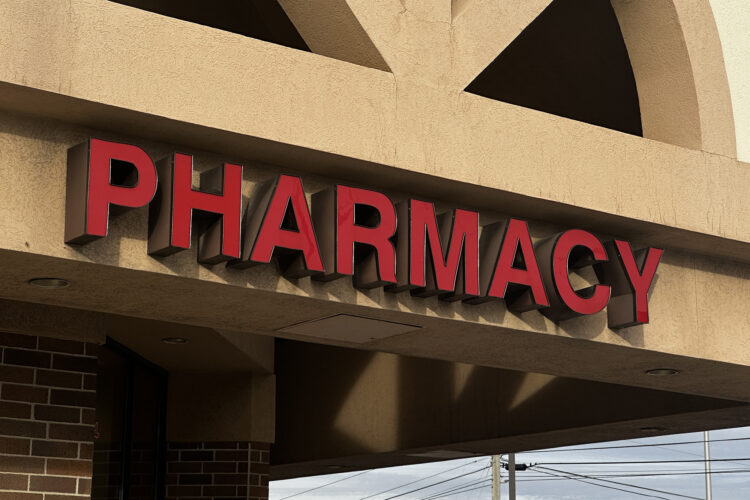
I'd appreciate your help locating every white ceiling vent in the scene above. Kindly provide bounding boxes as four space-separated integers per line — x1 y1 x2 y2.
277 314 420 344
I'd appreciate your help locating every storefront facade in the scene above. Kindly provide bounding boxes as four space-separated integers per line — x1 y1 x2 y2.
1 1 750 499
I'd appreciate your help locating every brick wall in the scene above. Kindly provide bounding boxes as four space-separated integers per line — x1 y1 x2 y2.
0 332 97 500
165 442 269 500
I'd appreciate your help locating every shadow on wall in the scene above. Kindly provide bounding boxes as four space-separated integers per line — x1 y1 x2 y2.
271 340 739 466
109 0 310 51
466 0 642 137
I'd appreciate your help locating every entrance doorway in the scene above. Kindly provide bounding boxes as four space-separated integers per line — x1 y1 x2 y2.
92 340 167 500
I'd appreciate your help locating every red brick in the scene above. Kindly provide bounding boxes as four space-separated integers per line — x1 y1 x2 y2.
45 459 92 477
0 418 46 438
215 450 246 461
0 455 45 474
249 486 268 497
166 485 202 496
35 370 82 389
37 338 84 355
81 408 95 425
0 436 30 455
78 442 93 460
202 462 236 473
33 405 80 423
77 477 91 495
84 343 98 357
29 475 77 493
0 366 34 384
49 389 95 409
178 474 211 485
213 473 247 485
51 354 96 374
82 374 96 391
44 496 88 500
251 442 270 452
48 423 93 441
31 440 78 458
250 462 269 475
0 472 28 490
0 332 37 349
180 450 213 461
0 493 42 500
0 401 32 419
1 384 48 404
202 485 236 496
3 349 50 369
168 462 202 473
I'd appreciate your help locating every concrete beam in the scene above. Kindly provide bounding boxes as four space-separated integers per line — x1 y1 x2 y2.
272 342 749 478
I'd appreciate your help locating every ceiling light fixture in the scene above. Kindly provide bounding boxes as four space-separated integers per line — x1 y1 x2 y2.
640 426 666 433
28 278 70 289
162 337 188 344
645 368 680 376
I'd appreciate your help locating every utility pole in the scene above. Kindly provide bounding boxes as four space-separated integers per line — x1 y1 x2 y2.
508 453 517 500
491 455 501 500
704 431 712 500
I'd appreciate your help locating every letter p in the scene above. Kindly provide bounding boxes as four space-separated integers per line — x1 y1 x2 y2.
65 138 157 244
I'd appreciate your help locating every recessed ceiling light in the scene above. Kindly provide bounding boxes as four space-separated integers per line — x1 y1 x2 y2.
645 368 680 376
162 337 188 344
640 426 666 433
28 278 70 289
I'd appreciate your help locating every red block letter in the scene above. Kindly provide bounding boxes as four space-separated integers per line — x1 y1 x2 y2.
595 240 663 328
148 153 242 264
485 219 548 311
65 138 156 244
312 185 397 288
537 229 611 321
406 200 479 299
229 175 324 278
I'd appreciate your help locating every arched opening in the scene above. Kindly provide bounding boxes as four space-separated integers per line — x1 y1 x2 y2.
465 0 642 137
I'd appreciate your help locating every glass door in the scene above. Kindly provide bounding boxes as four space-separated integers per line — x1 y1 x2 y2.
92 340 167 500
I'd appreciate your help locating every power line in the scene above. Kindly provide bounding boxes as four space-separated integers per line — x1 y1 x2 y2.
278 468 375 500
358 458 486 500
531 467 673 500
523 435 750 454
423 482 492 499
381 465 490 500
626 438 750 470
419 479 492 500
417 477 491 500
515 468 750 480
539 457 750 466
535 466 703 500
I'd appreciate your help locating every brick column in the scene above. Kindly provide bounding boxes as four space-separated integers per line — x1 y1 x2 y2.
0 332 97 500
165 441 270 500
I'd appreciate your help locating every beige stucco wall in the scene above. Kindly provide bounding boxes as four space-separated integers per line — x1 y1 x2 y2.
0 0 749 413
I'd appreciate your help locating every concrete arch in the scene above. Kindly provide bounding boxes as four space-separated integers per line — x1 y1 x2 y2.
611 0 736 158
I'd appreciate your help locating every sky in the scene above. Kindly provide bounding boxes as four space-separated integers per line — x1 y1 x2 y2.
270 426 750 499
